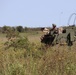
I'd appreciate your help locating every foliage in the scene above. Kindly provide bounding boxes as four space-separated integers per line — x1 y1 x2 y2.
0 44 76 75
2 26 11 33
24 27 28 31
0 25 42 33
16 26 24 32
4 27 30 50
0 28 76 75
6 29 19 40
5 36 30 50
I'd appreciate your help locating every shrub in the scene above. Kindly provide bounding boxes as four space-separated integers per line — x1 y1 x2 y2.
4 27 30 50
5 36 30 50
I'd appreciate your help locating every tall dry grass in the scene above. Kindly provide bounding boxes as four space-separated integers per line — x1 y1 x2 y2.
0 42 76 75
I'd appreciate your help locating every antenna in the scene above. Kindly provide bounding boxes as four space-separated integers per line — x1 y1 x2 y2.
68 13 76 26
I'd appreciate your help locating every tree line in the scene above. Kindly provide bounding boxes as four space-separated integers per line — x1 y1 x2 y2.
0 25 42 33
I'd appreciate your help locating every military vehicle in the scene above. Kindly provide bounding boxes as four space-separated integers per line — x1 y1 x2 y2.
41 13 76 46
41 25 76 46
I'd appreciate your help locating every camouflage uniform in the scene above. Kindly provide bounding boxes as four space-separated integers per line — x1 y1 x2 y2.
49 24 58 45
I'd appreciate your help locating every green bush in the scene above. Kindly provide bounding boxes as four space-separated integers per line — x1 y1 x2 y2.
4 28 30 50
5 36 30 50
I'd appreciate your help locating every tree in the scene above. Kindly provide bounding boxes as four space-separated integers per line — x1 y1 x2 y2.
24 27 28 31
16 26 24 32
2 26 11 33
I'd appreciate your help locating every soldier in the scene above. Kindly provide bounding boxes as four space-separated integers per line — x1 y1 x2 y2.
51 24 57 30
49 24 58 45
49 24 58 35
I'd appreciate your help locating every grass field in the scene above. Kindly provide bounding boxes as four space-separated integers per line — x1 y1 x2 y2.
0 31 76 75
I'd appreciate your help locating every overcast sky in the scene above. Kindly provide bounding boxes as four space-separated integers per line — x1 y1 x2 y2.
0 0 76 27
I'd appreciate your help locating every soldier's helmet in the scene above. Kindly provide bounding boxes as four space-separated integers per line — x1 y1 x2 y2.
52 24 56 27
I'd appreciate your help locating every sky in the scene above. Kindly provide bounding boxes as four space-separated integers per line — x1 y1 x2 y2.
0 0 76 27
